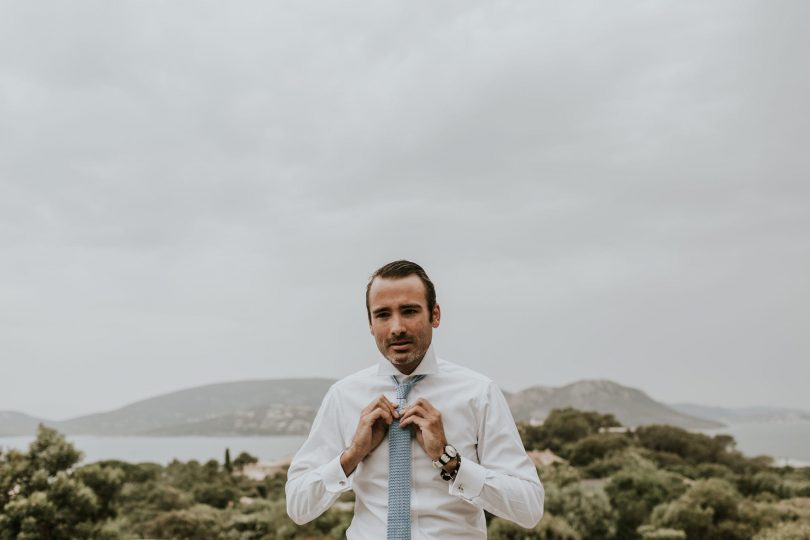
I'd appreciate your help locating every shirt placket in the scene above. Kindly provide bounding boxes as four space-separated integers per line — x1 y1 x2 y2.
408 383 421 539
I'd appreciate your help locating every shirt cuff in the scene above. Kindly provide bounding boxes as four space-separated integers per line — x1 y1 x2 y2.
321 452 353 494
448 457 486 501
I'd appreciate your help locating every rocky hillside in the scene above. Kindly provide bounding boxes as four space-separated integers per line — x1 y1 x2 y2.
46 379 330 436
506 379 723 429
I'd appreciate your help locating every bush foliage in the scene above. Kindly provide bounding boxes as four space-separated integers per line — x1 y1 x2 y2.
2 411 808 539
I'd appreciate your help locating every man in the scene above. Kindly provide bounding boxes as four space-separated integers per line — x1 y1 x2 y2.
286 260 544 539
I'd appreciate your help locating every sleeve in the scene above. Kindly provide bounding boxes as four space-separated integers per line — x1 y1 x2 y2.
285 386 354 525
447 381 544 529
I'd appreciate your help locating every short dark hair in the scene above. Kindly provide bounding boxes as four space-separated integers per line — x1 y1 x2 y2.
366 260 437 323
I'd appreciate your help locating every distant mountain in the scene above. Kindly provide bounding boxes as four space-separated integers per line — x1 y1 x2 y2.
0 411 46 436
50 378 334 436
141 404 320 436
506 380 723 429
670 403 810 424
1 378 729 437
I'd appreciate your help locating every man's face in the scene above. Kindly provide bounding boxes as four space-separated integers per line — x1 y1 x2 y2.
368 275 441 375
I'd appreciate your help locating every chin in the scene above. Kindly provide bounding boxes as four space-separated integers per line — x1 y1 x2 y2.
387 353 414 365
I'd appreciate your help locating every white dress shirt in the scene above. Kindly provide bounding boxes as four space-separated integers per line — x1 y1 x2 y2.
285 345 544 539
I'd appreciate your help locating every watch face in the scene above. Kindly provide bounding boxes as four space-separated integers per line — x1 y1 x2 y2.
445 445 458 458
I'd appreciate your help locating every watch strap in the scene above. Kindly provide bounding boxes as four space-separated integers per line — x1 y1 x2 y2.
440 453 461 481
432 444 458 469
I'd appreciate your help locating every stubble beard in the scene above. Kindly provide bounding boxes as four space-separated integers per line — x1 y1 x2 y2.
383 338 429 374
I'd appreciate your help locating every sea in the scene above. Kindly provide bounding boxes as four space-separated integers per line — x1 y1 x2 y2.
1 422 809 466
699 420 810 467
0 435 307 465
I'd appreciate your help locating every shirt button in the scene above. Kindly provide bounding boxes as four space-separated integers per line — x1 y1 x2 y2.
458 485 464 492
339 480 346 486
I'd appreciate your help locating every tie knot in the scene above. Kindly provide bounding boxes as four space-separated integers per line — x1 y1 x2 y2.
392 374 425 401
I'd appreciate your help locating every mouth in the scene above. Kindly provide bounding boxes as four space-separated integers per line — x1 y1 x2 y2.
389 340 413 351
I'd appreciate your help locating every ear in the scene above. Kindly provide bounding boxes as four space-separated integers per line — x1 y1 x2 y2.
431 303 441 328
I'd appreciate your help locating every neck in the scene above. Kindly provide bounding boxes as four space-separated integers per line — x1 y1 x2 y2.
395 357 422 375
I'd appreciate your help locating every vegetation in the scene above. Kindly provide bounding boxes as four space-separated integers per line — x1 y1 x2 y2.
2 412 809 539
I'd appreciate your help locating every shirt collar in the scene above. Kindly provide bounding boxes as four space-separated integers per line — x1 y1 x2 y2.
376 342 439 378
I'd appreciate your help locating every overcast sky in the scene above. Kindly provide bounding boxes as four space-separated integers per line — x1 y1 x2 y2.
1 1 808 420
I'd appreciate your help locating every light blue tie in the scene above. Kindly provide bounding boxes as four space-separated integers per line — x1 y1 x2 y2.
388 374 426 540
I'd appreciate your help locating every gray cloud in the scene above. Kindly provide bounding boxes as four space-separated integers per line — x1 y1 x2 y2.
1 0 808 418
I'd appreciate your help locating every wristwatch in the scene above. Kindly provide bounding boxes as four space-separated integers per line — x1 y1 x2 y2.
440 453 460 481
433 444 461 481
432 444 459 469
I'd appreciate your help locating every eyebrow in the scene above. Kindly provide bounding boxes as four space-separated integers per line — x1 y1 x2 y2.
371 304 423 315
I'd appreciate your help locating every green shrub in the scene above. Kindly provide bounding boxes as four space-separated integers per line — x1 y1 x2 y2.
488 514 581 540
140 504 224 540
545 482 616 539
649 478 755 540
569 433 631 467
605 466 686 540
754 521 810 540
638 525 687 539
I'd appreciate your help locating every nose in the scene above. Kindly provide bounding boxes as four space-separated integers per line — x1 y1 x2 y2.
390 315 406 336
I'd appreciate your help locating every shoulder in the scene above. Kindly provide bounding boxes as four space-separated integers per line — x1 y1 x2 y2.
437 357 493 385
436 357 501 401
326 363 379 396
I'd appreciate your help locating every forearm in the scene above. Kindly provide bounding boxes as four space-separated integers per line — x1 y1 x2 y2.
455 381 544 528
340 445 364 476
285 452 352 525
449 459 544 529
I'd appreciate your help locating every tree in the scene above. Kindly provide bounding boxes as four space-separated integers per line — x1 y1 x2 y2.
224 447 232 473
488 514 581 540
605 466 686 540
0 425 105 540
519 408 621 455
649 478 754 540
140 504 223 540
638 525 687 539
569 433 631 467
635 426 744 469
544 482 617 539
233 451 259 470
754 521 810 540
74 463 125 519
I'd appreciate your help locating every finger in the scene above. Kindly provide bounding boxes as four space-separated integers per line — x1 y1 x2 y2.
363 395 397 418
400 405 429 422
378 395 400 418
361 396 384 415
373 406 395 425
412 398 436 413
400 414 428 430
374 408 394 426
364 407 393 426
371 394 398 418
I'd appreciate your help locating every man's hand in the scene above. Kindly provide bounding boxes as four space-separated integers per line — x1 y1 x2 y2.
398 398 448 461
341 395 399 476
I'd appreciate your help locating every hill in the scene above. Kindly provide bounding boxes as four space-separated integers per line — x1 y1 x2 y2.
141 403 320 436
1 378 725 436
0 411 47 436
506 380 723 429
51 378 334 436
